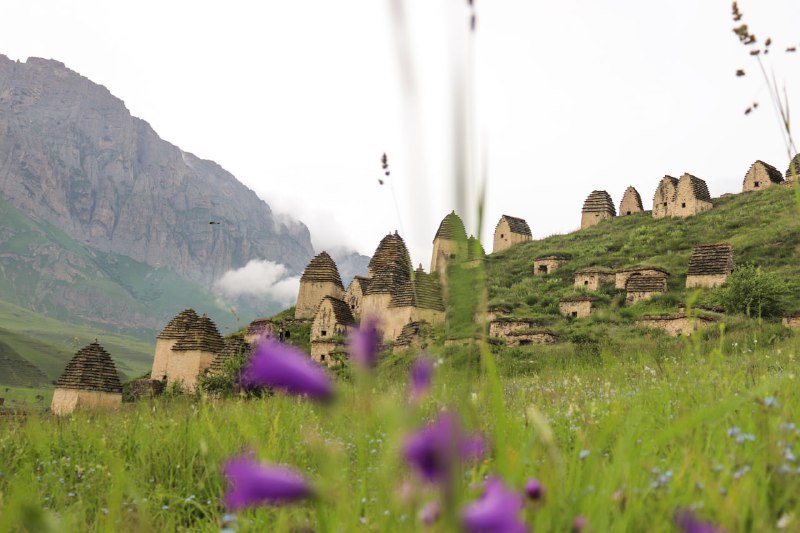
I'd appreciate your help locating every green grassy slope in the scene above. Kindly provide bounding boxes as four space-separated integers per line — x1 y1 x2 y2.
485 185 800 328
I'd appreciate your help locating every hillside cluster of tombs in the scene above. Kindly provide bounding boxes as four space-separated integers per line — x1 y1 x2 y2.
47 154 800 414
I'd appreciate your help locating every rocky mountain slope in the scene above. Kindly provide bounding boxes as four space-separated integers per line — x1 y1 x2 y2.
0 55 315 285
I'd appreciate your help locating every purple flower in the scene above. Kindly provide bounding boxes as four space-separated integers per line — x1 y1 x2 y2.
242 339 333 401
675 510 725 533
524 478 544 501
572 516 588 532
404 411 486 485
409 356 433 400
348 318 380 368
223 456 312 509
420 501 441 526
461 477 527 533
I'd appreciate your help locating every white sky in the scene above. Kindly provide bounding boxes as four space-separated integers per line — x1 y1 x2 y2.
2 1 799 271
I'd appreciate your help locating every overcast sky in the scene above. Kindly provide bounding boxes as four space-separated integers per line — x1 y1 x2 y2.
2 1 799 271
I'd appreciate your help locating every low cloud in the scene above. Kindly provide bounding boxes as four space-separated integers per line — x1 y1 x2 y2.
214 260 299 305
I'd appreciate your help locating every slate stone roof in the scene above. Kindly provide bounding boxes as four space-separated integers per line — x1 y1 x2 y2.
491 317 539 324
679 173 711 202
300 251 344 289
687 244 735 276
157 309 199 340
366 232 412 295
320 296 356 326
620 186 643 211
581 191 616 215
210 336 252 374
617 266 670 276
434 211 468 242
625 275 668 293
498 215 532 236
347 276 371 294
395 321 424 348
560 296 598 303
55 342 122 393
389 267 445 311
172 314 225 353
575 267 614 275
787 153 800 179
246 318 272 338
653 176 679 200
746 160 784 185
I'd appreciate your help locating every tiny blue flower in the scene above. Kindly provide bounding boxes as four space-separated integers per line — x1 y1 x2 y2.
579 450 590 460
727 427 741 437
765 396 778 408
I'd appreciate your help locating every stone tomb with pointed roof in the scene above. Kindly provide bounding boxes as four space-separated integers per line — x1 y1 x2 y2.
743 160 784 192
164 314 225 391
245 318 273 345
652 176 678 219
581 191 616 229
431 211 467 273
152 309 198 381
533 255 569 275
51 341 122 415
493 215 532 253
625 274 668 304
344 276 370 318
686 243 735 288
574 268 615 291
361 232 412 332
295 251 345 320
382 266 446 343
673 173 712 218
619 186 644 216
312 296 356 342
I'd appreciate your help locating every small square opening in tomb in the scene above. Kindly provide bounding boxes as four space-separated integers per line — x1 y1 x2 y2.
681 202 686 208
584 281 589 285
571 312 578 318
321 330 327 337
538 266 547 273
754 182 760 187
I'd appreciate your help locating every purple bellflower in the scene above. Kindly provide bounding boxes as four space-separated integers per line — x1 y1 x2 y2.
242 339 333 401
347 317 380 369
409 356 433 400
461 477 527 533
223 456 313 510
404 411 486 485
675 510 725 533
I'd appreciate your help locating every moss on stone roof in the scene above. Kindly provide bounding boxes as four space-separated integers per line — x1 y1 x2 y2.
433 211 468 242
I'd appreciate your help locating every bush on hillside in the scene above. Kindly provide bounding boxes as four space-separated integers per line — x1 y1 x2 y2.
716 264 786 318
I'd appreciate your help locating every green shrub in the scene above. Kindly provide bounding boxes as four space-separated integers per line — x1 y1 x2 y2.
716 264 786 318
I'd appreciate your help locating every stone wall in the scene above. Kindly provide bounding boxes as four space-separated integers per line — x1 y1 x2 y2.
743 161 782 192
673 188 713 218
559 299 594 318
127 379 165 401
783 315 800 329
686 273 729 289
626 290 658 305
580 211 614 230
533 257 567 275
164 349 216 391
504 331 558 347
652 177 678 219
310 340 344 366
379 306 444 343
295 281 344 319
311 302 353 341
615 269 668 289
574 271 615 291
344 282 364 319
489 318 538 338
635 315 715 336
51 389 122 416
493 219 530 253
431 238 461 273
619 186 643 216
151 338 177 381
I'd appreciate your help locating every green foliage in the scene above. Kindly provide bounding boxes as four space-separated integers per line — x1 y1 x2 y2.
716 264 787 318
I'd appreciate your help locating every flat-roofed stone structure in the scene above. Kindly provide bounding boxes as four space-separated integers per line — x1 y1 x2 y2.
619 186 644 216
559 296 597 318
51 342 122 415
635 314 716 336
244 318 272 345
652 176 678 219
311 296 356 341
686 243 735 288
574 268 615 290
625 275 668 304
167 314 225 391
295 251 345 319
673 173 712 218
504 330 558 347
787 153 800 181
152 309 198 381
493 215 532 253
783 314 800 329
489 317 539 338
534 255 569 275
581 190 616 229
431 211 467 273
743 160 784 192
615 267 670 289
344 276 370 318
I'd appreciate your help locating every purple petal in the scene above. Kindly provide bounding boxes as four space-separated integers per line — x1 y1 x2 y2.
572 516 588 532
348 318 380 368
420 501 441 526
242 339 333 401
461 477 527 533
524 478 544 501
223 457 312 509
675 510 725 533
409 356 433 400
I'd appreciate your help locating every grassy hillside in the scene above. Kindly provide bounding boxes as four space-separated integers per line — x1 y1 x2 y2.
485 185 800 330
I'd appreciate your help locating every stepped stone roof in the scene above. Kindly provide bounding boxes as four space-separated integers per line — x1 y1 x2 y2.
560 296 598 303
210 336 252 374
434 211 467 242
582 191 616 215
620 186 643 211
746 160 784 185
617 266 670 276
687 243 735 276
55 342 122 394
366 232 412 295
389 267 445 311
395 321 425 348
679 173 711 202
172 314 225 353
498 215 532 236
157 309 199 340
491 316 538 324
320 296 356 326
625 275 668 292
348 276 371 294
654 176 679 199
787 154 800 179
246 318 272 338
300 251 344 289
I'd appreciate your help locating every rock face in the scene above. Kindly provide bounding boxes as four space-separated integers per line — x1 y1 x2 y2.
0 55 314 285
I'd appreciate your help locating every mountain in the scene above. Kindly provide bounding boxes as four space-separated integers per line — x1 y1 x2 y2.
0 55 315 286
